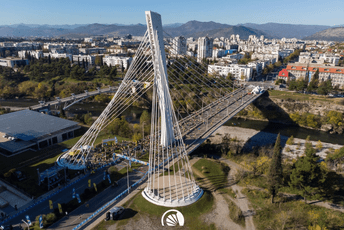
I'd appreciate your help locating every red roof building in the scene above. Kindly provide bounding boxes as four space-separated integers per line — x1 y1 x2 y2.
286 62 344 87
278 69 289 79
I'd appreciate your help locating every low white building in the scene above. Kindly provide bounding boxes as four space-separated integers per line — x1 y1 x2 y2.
0 57 29 68
103 56 133 70
18 50 43 59
84 38 93 43
208 64 253 81
43 53 73 61
72 55 95 65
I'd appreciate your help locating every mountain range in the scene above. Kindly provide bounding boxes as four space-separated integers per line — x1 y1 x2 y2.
0 21 342 41
303 27 344 41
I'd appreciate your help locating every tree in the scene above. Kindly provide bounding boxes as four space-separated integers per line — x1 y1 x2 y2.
289 142 327 203
317 79 333 95
140 110 150 125
286 135 294 145
132 132 142 144
268 133 283 203
95 55 102 66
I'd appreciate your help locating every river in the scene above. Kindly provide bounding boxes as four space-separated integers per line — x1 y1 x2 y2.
1 99 343 145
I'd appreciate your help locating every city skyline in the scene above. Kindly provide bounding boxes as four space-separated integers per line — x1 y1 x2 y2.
0 0 343 26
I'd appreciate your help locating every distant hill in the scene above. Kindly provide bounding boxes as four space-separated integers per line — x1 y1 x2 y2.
240 23 331 39
0 21 266 39
64 23 147 37
187 25 269 40
165 21 233 37
0 25 69 37
304 27 344 41
0 21 334 40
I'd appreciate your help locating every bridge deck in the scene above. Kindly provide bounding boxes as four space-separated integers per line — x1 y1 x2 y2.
182 89 263 155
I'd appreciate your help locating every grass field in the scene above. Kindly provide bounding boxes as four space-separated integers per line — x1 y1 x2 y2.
268 90 344 104
193 158 230 190
92 189 215 230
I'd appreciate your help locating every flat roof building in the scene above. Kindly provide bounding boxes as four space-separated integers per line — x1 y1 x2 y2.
0 110 80 156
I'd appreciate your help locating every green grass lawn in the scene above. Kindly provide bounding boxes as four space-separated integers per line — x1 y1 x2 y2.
193 158 229 190
92 189 216 230
268 90 338 103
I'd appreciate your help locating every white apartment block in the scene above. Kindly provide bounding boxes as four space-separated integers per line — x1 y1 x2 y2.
298 52 340 66
43 53 73 61
72 55 95 65
171 36 187 56
208 64 253 81
18 50 43 59
103 56 133 70
197 37 213 62
0 57 29 68
84 38 93 43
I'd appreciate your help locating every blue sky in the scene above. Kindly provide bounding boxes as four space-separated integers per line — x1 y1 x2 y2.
1 0 343 26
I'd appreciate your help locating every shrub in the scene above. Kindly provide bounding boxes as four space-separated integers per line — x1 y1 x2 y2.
228 200 245 227
46 213 57 224
286 135 294 145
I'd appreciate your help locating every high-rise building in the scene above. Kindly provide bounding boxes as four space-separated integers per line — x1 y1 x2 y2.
171 36 187 56
197 37 213 62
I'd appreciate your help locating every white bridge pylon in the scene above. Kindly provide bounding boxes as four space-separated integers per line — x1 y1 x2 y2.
56 11 203 207
141 11 203 207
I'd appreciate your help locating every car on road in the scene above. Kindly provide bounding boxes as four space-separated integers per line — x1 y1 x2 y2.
105 206 124 221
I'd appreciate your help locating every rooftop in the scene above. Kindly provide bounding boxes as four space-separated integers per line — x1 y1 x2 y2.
0 110 78 142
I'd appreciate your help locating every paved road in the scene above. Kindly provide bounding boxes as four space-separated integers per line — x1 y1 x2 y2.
7 169 108 227
30 87 117 111
48 164 148 230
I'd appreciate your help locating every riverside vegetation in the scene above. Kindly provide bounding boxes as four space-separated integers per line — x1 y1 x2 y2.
191 133 344 230
237 90 344 134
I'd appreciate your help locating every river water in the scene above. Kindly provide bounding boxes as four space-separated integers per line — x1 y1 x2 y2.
1 99 343 145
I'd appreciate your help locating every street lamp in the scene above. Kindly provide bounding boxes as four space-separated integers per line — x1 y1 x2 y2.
123 161 130 194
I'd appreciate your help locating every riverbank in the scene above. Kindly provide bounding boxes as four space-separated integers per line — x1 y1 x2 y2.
209 126 342 159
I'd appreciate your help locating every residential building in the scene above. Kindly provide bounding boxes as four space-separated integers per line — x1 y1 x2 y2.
208 64 253 81
197 37 213 62
286 62 344 88
171 36 187 56
0 57 29 67
103 56 133 70
18 50 43 59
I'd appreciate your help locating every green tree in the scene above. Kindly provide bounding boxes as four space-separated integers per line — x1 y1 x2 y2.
307 70 319 93
286 135 294 145
140 110 150 125
317 79 333 95
289 142 327 203
132 132 142 144
268 133 283 203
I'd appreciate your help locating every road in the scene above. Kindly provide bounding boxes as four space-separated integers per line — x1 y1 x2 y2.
6 168 110 227
30 87 117 111
48 164 148 230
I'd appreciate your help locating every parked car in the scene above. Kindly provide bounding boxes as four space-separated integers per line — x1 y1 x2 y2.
105 206 124 221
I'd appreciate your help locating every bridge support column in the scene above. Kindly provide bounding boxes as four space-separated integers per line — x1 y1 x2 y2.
142 11 202 207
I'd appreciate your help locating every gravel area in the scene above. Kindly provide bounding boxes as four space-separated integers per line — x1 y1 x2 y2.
208 126 343 160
